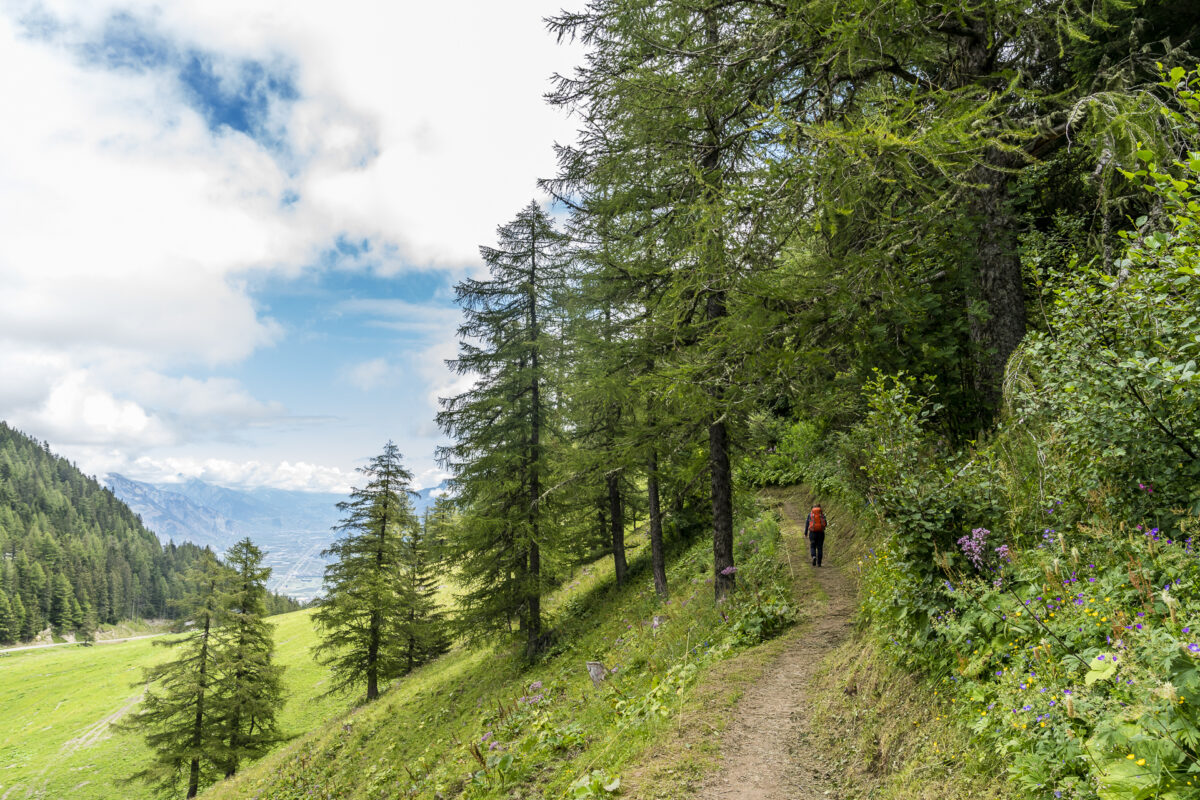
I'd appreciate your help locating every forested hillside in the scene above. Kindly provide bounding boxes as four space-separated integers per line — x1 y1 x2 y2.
0 422 213 642
0 423 297 645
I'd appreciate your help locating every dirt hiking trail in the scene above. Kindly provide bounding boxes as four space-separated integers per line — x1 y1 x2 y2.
694 489 857 800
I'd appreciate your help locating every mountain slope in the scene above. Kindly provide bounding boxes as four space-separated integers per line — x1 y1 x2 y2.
0 422 208 644
105 474 240 551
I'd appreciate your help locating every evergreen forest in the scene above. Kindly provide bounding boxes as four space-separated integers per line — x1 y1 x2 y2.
0 422 299 645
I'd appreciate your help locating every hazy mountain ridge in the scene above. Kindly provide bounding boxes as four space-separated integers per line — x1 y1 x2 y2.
106 474 450 601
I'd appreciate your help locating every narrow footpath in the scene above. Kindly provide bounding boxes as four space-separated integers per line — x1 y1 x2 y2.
693 489 857 800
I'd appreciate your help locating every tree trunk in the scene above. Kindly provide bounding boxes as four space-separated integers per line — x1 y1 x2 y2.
967 154 1027 416
187 607 212 799
607 473 627 586
710 417 736 600
647 450 668 599
366 609 380 700
526 249 543 658
526 542 541 659
598 502 607 551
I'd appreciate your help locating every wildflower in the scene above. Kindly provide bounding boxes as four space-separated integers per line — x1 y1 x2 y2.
1188 644 1200 653
720 566 738 576
530 680 543 691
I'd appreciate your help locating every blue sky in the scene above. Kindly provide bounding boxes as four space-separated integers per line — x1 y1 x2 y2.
0 0 579 491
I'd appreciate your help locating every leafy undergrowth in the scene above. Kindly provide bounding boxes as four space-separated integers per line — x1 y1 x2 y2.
202 511 795 800
861 516 1200 800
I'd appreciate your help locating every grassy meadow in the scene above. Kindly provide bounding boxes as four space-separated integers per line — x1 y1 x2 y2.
0 608 345 800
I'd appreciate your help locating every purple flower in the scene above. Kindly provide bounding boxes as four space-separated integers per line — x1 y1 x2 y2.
957 528 991 570
1188 644 1200 653
529 681 542 691
720 565 738 576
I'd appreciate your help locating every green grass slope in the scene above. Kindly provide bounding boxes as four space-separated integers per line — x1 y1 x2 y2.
0 608 345 800
202 512 796 800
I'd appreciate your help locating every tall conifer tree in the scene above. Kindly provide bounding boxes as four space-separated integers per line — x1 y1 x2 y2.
547 1 798 599
438 202 567 658
0 591 14 644
399 515 448 672
213 538 284 777
125 552 228 798
312 442 419 700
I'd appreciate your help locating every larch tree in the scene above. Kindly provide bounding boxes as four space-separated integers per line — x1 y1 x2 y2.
546 0 801 599
212 538 284 778
772 0 1200 420
437 201 568 658
124 552 228 799
398 514 449 673
312 442 419 701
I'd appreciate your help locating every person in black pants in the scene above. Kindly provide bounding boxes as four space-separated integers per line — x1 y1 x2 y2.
805 504 827 567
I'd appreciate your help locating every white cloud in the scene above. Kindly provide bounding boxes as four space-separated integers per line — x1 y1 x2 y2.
413 467 452 493
0 0 577 488
335 298 461 334
121 455 355 493
29 371 175 447
344 357 391 391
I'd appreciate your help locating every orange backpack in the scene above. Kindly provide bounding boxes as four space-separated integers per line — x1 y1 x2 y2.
810 506 826 533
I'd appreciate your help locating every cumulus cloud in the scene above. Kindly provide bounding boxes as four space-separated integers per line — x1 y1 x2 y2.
413 467 453 493
120 455 355 493
0 0 577 485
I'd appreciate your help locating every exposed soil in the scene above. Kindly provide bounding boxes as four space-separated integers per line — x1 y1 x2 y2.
692 490 857 800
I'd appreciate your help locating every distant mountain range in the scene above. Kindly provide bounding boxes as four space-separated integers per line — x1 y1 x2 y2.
106 474 450 601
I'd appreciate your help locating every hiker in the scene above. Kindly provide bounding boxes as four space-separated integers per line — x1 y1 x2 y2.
804 503 827 567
